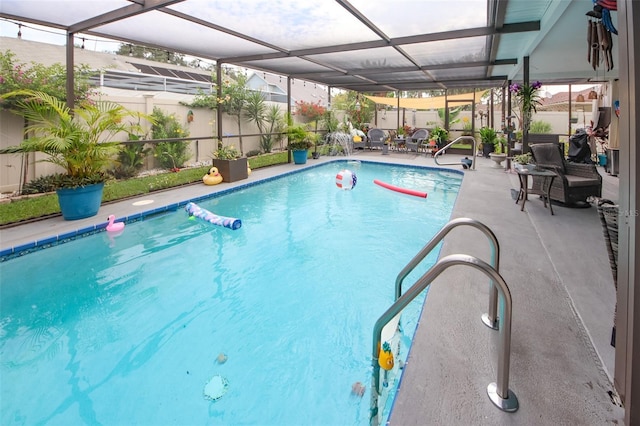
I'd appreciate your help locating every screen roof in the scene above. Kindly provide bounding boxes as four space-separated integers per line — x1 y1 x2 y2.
0 0 617 92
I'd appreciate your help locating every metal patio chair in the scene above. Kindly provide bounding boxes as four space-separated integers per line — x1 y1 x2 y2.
367 128 386 150
406 129 429 154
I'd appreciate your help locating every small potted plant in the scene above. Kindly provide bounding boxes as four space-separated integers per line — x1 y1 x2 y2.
489 135 507 168
430 126 449 148
513 152 535 171
0 90 149 220
212 143 248 182
494 136 507 154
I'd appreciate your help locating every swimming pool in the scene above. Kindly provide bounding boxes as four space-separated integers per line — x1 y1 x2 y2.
0 161 462 425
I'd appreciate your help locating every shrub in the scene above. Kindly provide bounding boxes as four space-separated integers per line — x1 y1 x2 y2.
150 108 190 170
21 174 64 194
530 120 552 134
110 140 151 179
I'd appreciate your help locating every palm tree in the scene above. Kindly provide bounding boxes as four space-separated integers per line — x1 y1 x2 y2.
0 90 148 187
220 73 249 155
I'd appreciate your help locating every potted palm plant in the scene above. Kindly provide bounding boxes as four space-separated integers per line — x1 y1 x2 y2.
0 90 148 220
479 126 498 158
286 118 315 164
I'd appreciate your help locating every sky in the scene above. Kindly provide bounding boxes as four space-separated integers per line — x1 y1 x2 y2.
1 19 119 53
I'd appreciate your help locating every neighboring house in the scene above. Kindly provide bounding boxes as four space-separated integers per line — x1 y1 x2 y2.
246 73 288 104
538 87 599 113
0 37 214 95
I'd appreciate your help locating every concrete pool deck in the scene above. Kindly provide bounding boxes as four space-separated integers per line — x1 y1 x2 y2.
0 151 623 424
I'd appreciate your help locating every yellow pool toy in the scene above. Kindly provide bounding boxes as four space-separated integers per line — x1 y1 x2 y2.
203 167 223 185
378 341 394 371
247 165 252 176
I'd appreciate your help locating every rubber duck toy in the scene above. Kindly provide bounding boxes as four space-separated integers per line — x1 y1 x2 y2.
247 164 252 176
203 167 223 185
378 341 394 371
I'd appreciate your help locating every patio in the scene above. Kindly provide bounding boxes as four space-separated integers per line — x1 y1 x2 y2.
1 0 638 422
0 151 623 424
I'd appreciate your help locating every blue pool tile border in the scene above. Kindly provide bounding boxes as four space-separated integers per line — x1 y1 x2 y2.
0 160 462 262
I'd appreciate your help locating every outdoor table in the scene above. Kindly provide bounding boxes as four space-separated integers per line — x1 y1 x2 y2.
515 168 557 215
394 137 406 153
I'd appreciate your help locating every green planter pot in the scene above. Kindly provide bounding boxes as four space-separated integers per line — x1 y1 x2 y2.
56 182 105 220
292 149 308 164
213 157 249 183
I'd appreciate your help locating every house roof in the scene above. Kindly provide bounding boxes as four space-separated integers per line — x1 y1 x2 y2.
0 0 619 93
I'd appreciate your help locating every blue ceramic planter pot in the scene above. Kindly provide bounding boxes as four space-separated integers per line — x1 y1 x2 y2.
292 149 308 164
598 153 607 167
56 182 105 220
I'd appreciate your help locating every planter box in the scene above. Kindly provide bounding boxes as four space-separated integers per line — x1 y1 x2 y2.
212 157 248 183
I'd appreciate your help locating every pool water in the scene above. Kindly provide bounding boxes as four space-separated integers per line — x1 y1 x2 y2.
0 161 461 425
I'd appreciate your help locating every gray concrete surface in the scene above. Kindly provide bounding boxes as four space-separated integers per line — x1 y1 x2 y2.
0 150 623 424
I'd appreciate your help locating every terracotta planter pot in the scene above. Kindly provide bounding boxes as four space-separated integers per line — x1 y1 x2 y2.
212 158 248 183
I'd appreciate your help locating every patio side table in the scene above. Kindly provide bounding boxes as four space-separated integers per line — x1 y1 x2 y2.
394 138 407 153
515 168 557 215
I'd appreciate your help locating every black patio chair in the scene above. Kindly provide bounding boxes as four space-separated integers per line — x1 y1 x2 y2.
529 143 602 205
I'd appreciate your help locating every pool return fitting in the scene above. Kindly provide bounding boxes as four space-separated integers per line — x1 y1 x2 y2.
434 135 478 169
369 218 518 426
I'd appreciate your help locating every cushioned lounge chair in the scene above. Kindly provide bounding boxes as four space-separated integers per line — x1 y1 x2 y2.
529 143 602 205
367 128 386 150
406 129 429 154
597 198 618 347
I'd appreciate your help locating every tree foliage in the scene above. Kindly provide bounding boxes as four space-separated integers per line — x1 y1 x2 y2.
294 100 326 123
115 44 186 66
190 70 252 154
331 91 374 130
0 50 95 110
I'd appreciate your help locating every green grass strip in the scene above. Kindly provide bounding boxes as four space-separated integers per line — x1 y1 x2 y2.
0 152 290 226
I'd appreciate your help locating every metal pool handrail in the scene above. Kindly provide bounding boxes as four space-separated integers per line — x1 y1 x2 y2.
370 254 519 426
434 136 477 169
395 217 500 330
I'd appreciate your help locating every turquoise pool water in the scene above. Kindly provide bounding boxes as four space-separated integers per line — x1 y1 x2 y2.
0 161 461 425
